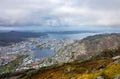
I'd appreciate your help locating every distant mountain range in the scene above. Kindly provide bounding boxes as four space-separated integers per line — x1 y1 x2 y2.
0 30 99 46
0 31 46 46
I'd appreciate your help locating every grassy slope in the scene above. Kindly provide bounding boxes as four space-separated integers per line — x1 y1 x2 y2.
22 59 120 79
20 47 120 79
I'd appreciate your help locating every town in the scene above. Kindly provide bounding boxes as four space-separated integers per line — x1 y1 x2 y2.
0 35 72 73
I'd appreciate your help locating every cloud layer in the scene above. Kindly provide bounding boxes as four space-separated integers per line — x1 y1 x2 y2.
0 0 120 30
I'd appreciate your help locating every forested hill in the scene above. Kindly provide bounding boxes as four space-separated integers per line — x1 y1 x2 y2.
0 31 46 46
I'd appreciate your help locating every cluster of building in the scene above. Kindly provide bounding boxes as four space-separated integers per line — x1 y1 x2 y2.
0 35 72 71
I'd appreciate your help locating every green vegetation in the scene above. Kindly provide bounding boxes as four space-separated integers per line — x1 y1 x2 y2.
83 34 110 41
20 59 112 79
37 43 46 49
103 64 120 79
90 46 120 61
83 33 120 41
0 55 27 76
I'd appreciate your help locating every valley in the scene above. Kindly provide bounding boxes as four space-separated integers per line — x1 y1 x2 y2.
0 32 120 79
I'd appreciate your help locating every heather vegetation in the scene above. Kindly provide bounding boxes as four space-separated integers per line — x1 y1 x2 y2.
19 46 120 79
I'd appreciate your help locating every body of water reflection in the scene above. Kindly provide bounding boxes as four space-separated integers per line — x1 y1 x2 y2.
32 48 54 59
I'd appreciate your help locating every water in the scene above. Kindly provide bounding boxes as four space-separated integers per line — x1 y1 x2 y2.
48 33 101 40
32 48 54 59
47 29 120 40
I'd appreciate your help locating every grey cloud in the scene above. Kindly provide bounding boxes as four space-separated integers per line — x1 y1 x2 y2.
0 0 120 29
87 0 120 10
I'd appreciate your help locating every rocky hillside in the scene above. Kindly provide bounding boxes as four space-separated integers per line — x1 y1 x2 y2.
53 33 120 63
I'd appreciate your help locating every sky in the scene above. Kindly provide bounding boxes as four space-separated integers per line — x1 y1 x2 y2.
0 0 120 31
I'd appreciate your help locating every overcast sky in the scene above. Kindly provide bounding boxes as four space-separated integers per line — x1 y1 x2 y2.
0 0 120 31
